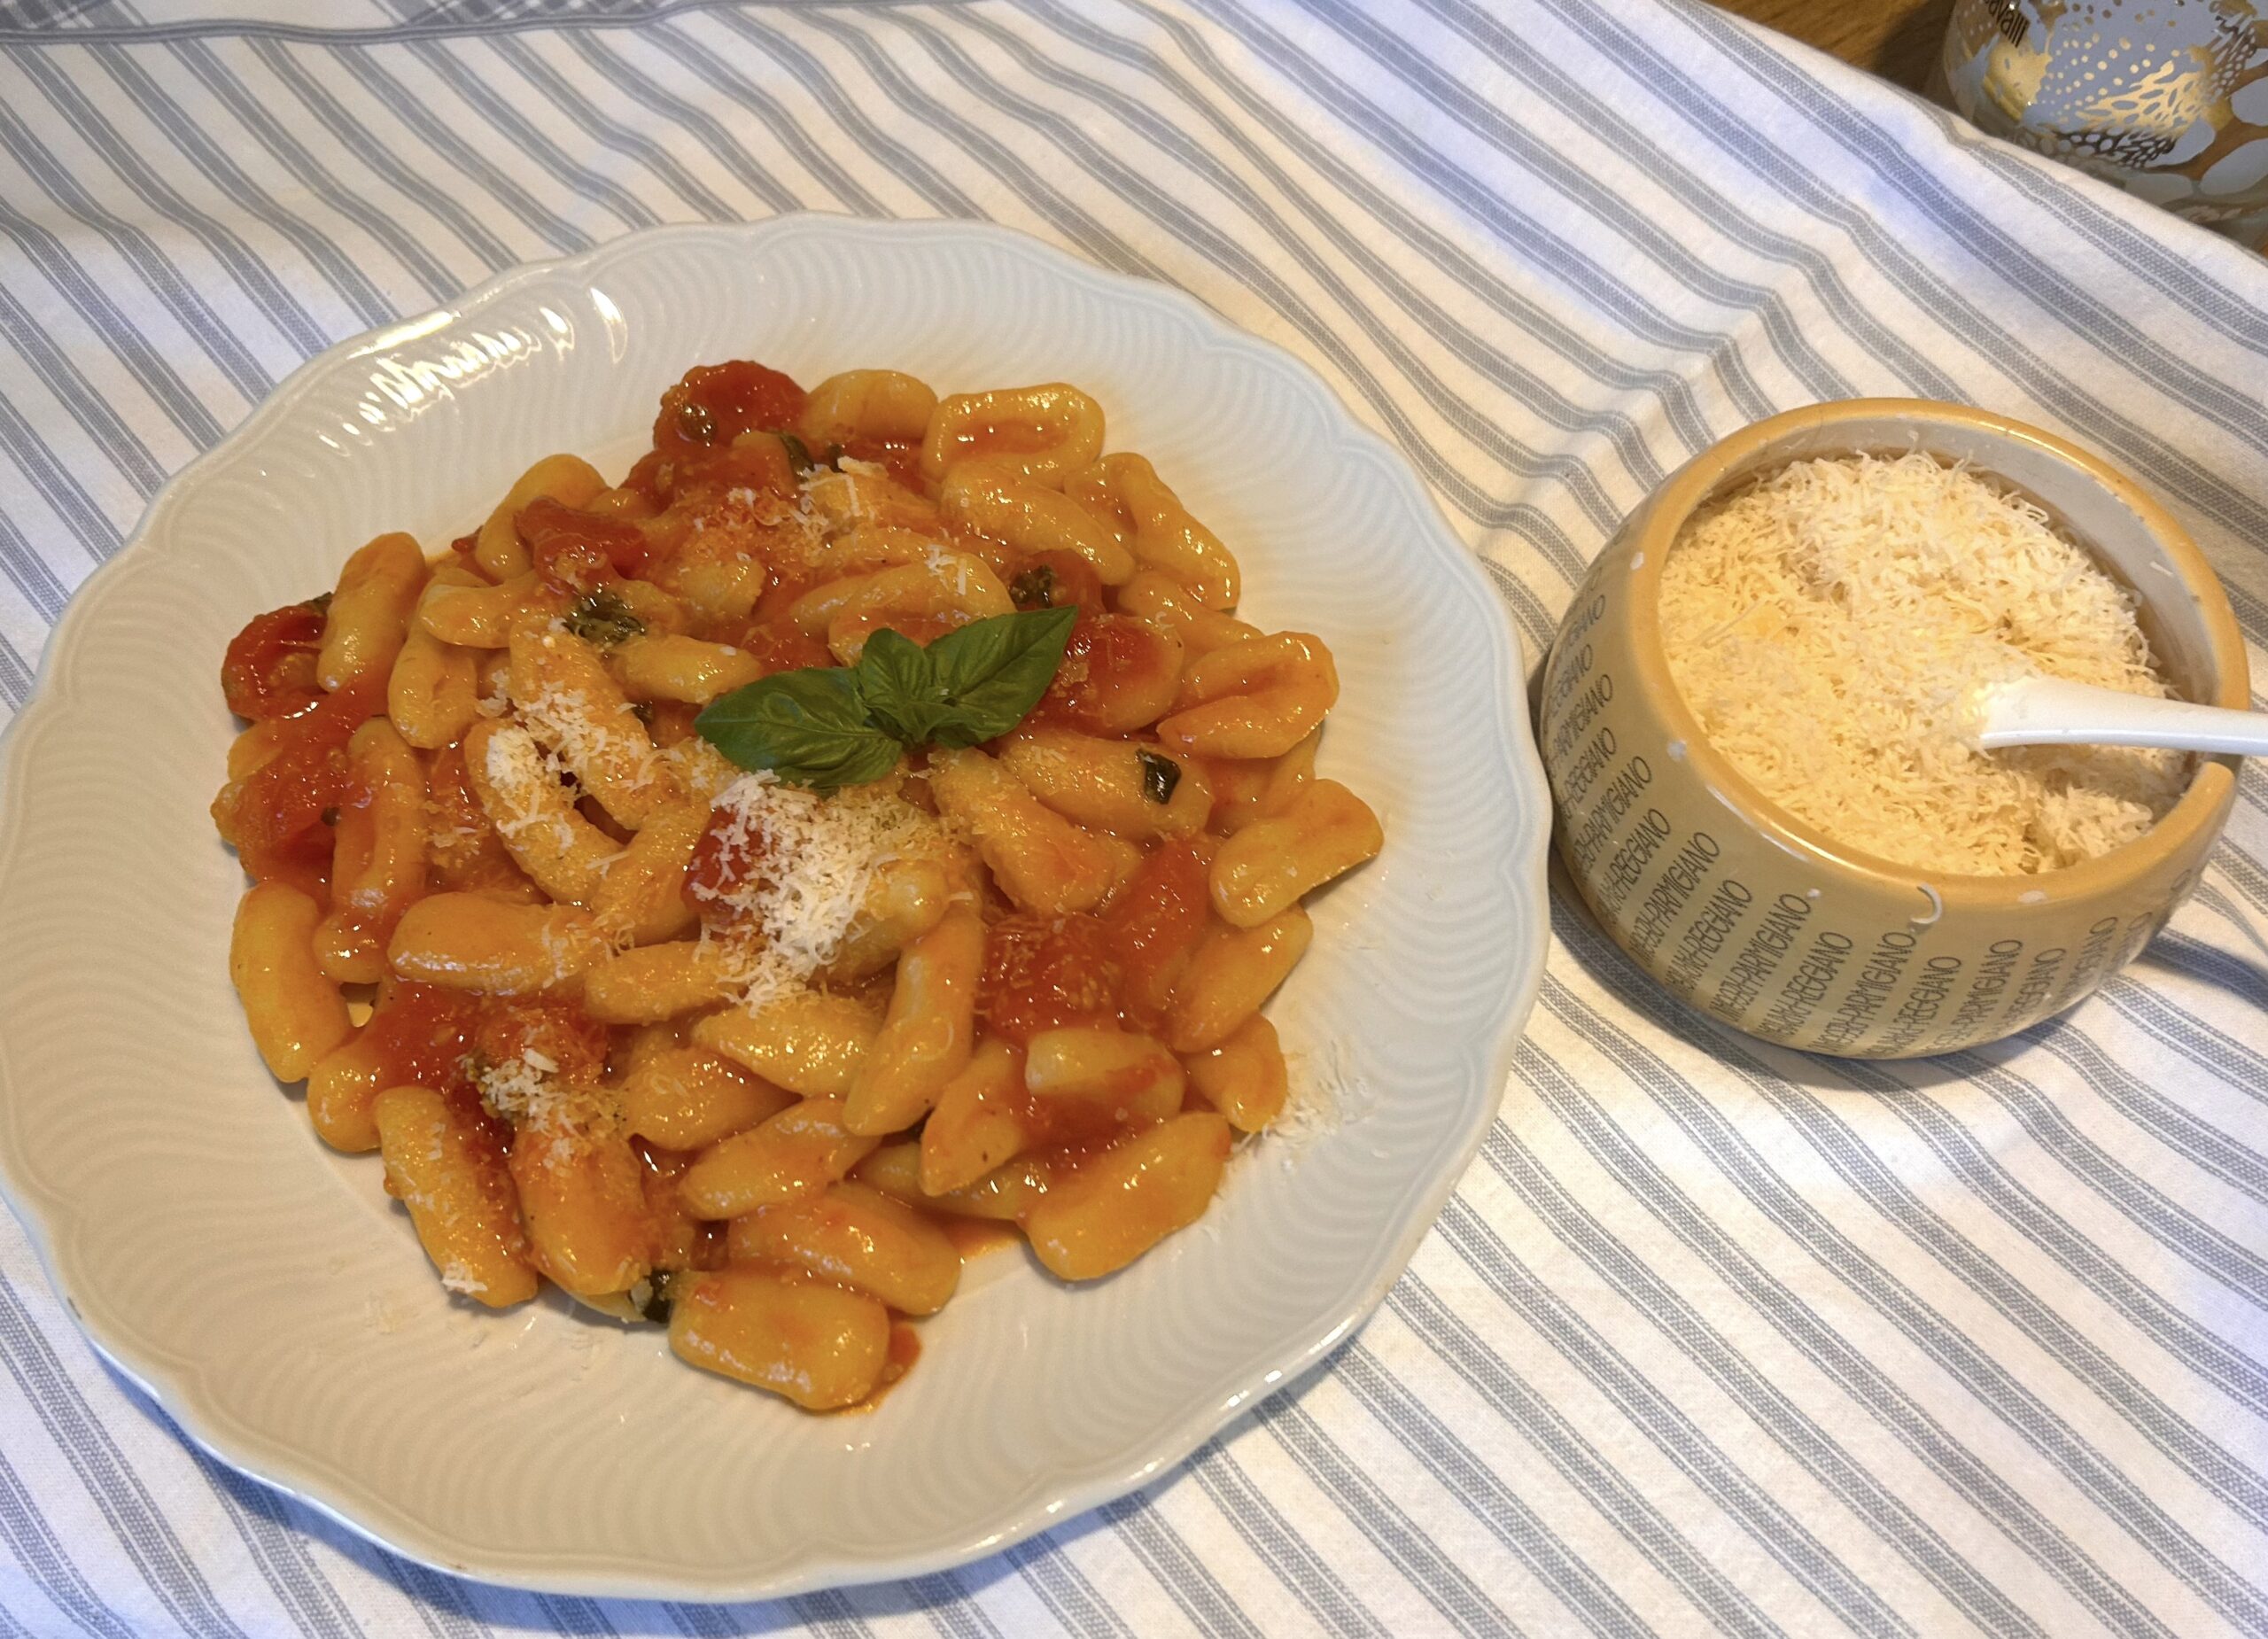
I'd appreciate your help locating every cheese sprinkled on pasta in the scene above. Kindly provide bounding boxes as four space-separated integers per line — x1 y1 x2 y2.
696 772 937 1006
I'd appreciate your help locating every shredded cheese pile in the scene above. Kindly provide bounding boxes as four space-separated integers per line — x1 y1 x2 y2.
1658 453 2188 875
697 771 940 1007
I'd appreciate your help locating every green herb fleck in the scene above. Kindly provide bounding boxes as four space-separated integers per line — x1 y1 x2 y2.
1136 749 1181 805
780 431 816 474
305 591 334 616
696 606 1079 790
562 588 646 649
1009 563 1057 610
319 805 340 827
823 441 844 470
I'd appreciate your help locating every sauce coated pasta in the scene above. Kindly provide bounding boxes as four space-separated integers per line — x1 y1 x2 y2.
214 359 1382 1411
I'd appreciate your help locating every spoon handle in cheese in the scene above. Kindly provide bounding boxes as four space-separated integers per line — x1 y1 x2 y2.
1974 676 2268 757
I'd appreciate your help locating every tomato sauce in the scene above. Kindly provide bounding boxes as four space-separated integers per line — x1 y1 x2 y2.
221 599 329 721
975 912 1121 1045
517 494 656 590
226 672 385 898
360 983 485 1099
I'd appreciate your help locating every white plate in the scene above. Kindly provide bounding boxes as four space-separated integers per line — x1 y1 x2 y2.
0 217 1550 1599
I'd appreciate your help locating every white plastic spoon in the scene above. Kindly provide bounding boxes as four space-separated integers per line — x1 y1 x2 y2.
1970 675 2268 757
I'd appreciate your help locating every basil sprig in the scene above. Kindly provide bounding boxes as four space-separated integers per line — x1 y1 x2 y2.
695 605 1078 790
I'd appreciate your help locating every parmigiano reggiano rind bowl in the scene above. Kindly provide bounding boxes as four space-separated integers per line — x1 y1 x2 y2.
1540 399 2246 1059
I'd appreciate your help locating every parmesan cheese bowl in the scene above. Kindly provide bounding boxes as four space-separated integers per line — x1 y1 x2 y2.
1540 400 2247 1059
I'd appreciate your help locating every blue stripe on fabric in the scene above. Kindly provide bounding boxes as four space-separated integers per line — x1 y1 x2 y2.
161 35 467 301
1498 1041 2052 1638
633 18 893 215
0 1447 141 1639
998 1533 1132 1639
1685 6 2268 454
1329 1340 1666 1639
0 631 34 710
0 283 165 504
1943 125 2268 359
878 1572 1006 1639
554 28 804 217
0 0 909 44
245 35 521 270
0 1278 252 1639
1401 0 1970 403
1806 1049 2268 1426
241 1505 494 1639
532 1593 618 1635
839 6 1604 603
1176 0 1780 428
1095 1493 1264 1639
2101 971 2268 1106
2023 1023 2268 1201
315 41 594 253
1296 0 1860 410
1183 1436 1387 1639
403 35 655 233
0 193 227 452
483 33 734 221
1539 961 2249 1636
159 1414 365 1639
1031 0 1700 488
0 346 135 563
0 492 74 619
1955 1046 2268 1283
656 12 969 217
9 47 334 356
81 41 400 328
1383 1273 1895 1638
0 89 274 404
1256 1388 1525 1638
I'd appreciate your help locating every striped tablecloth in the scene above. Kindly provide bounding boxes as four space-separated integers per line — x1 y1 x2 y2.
3 1 2265 1633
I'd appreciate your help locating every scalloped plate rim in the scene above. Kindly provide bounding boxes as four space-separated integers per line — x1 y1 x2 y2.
0 214 1551 1600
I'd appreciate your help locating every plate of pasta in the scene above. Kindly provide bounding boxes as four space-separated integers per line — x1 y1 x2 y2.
0 217 1549 1597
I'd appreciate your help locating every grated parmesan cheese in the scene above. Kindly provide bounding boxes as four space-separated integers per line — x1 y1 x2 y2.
696 771 942 1008
480 722 581 852
470 1048 617 1169
1658 452 2188 875
518 663 661 798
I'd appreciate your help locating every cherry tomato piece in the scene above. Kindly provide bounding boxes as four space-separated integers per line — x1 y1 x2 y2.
652 361 808 467
221 599 328 721
518 495 655 590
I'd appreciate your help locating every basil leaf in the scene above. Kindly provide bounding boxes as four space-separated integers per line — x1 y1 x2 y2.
562 587 646 649
1136 748 1182 804
1009 563 1056 610
919 606 1079 747
854 627 959 747
695 667 901 790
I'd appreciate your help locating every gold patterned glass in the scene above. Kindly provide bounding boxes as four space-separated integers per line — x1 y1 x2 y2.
1942 0 2268 246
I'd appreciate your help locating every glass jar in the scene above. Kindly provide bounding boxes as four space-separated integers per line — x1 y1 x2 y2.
1941 0 2268 247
